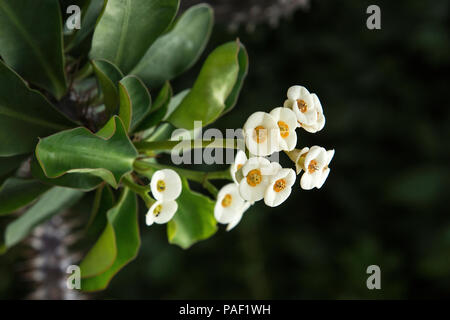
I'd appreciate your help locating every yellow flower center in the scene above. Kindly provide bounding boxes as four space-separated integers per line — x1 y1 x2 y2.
273 178 287 192
221 194 233 208
237 164 243 170
297 99 307 113
247 169 262 187
153 204 163 217
277 121 290 138
308 160 319 174
253 125 267 143
156 180 166 192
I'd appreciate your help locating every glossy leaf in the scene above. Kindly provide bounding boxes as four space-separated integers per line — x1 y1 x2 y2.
167 178 217 249
168 41 247 129
90 0 180 74
0 178 51 216
223 44 249 113
0 61 74 157
135 82 172 133
81 188 140 291
65 0 106 52
163 89 190 121
85 185 115 239
131 4 213 88
3 187 84 249
36 116 138 188
31 157 103 191
92 59 124 117
118 75 152 132
0 0 67 98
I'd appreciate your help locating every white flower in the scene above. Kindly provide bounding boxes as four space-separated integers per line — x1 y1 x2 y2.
215 183 252 231
269 107 298 151
283 86 325 133
215 183 248 225
150 169 182 201
286 147 310 174
300 94 325 133
264 168 296 207
146 200 178 226
230 150 248 184
238 157 280 203
298 146 335 190
316 149 335 189
243 111 282 156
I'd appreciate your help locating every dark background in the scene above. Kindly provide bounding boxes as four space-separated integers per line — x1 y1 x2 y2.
1 0 450 299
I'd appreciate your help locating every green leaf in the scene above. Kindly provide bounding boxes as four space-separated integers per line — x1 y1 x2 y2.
223 44 249 113
81 188 140 291
30 157 103 191
0 61 74 157
131 4 213 88
65 0 106 52
167 178 217 249
36 116 138 188
118 75 152 132
135 82 172 133
0 178 51 216
164 89 190 121
3 187 84 249
85 185 115 239
168 40 247 129
92 59 124 117
90 0 180 74
0 0 67 98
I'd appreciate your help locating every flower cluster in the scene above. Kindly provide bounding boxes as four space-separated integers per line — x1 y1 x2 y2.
146 169 182 226
215 85 335 230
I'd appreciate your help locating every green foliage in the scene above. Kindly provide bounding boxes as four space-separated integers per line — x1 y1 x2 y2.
167 178 217 249
3 187 83 249
91 59 124 117
168 40 248 129
90 0 180 74
0 0 67 98
81 188 140 291
36 116 138 188
118 76 152 132
0 61 73 157
0 178 50 216
131 4 213 88
0 0 249 292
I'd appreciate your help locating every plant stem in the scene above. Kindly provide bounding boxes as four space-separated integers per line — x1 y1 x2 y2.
133 139 242 153
133 160 231 198
122 176 155 208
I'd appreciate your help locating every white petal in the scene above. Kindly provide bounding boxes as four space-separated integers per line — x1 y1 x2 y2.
311 93 323 114
287 85 310 100
317 168 330 189
326 149 335 165
146 212 155 226
304 146 322 165
243 112 281 156
300 172 316 190
239 179 266 202
150 169 182 201
153 200 178 224
215 184 245 224
230 150 248 184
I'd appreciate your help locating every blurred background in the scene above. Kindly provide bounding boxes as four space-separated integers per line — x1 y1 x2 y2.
1 0 450 299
